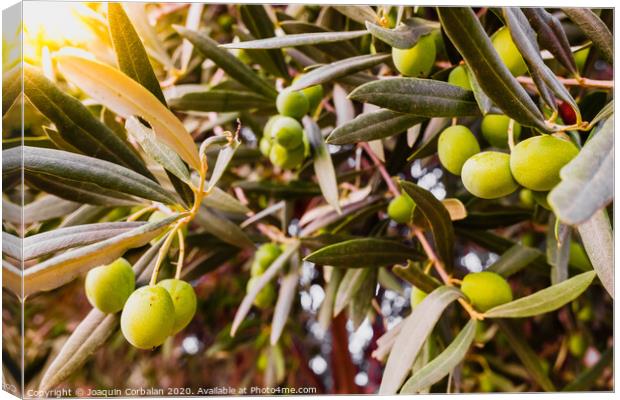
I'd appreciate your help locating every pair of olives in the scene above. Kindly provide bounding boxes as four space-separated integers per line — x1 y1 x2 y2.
247 243 281 309
84 258 197 349
260 115 309 169
437 123 578 199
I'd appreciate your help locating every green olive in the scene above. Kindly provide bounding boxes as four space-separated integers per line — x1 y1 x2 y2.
462 152 518 199
387 193 415 224
247 277 276 309
292 77 324 112
85 258 135 313
438 125 481 175
568 332 587 358
481 114 522 148
269 142 305 170
510 135 579 191
461 271 513 312
276 89 309 119
271 116 304 149
391 34 436 77
448 65 471 90
519 189 535 208
251 243 282 276
410 286 428 309
577 304 593 322
259 136 272 157
120 286 175 349
157 279 197 334
491 27 527 76
569 242 592 271
479 372 494 392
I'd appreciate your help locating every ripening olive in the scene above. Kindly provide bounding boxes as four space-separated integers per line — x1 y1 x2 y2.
510 135 579 191
568 332 587 358
387 193 415 224
461 152 518 199
247 277 276 309
569 242 592 271
491 27 528 76
448 65 471 90
157 279 197 334
269 142 305 170
391 34 436 77
438 125 481 175
276 89 309 119
461 271 513 312
251 243 282 276
271 116 304 149
120 286 175 349
85 258 135 313
480 114 522 148
410 286 428 309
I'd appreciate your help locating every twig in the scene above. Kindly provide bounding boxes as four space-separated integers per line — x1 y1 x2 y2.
359 142 400 197
517 75 613 90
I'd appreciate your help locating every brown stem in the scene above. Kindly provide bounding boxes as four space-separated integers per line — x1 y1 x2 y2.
517 75 613 90
359 142 400 197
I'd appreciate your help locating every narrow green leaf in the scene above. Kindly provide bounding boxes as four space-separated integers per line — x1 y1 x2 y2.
366 17 437 49
562 8 613 64
231 241 300 336
497 320 556 391
455 209 532 230
43 127 83 154
349 78 480 118
334 268 371 316
332 5 378 24
522 8 577 77
234 180 321 197
587 100 613 128
437 7 547 131
222 30 368 50
23 66 153 178
207 135 241 191
348 268 378 329
23 215 180 297
279 21 359 59
379 286 463 394
401 181 455 271
464 65 493 115
484 271 596 318
203 186 251 215
318 267 344 331
546 216 570 284
2 65 21 116
3 195 81 225
122 3 174 69
327 109 424 145
108 2 166 104
195 207 253 249
4 146 177 205
392 261 441 293
125 117 191 184
291 53 390 91
305 238 423 268
578 209 613 298
169 89 273 112
549 116 613 225
270 271 298 345
175 26 277 99
303 117 341 213
401 319 477 394
487 244 542 278
23 221 145 260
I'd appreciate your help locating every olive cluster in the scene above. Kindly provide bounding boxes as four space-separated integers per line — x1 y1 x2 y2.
247 243 282 309
85 256 197 350
259 79 323 169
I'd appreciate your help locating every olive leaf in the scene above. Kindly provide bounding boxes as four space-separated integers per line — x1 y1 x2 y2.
231 241 301 336
577 209 613 298
484 271 596 318
38 241 163 391
455 209 533 229
203 186 251 215
279 21 360 59
366 17 438 49
291 53 390 91
3 146 177 205
22 215 181 297
195 207 253 249
55 55 201 171
379 286 463 394
497 320 556 391
546 216 570 284
23 66 153 178
206 135 241 192
549 115 613 225
169 90 273 112
334 268 371 316
318 267 344 331
3 195 81 225
407 117 451 161
348 268 378 329
327 109 424 145
23 221 145 260
437 7 548 131
401 181 455 271
303 117 341 213
175 26 277 100
587 100 613 128
487 244 543 278
332 5 378 24
122 3 174 69
401 319 477 394
522 8 577 77
2 65 21 116
392 261 441 293
305 238 423 268
270 271 299 345
125 117 191 185
562 8 613 64
349 78 480 118
222 30 368 50
1 232 20 260
464 65 493 115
